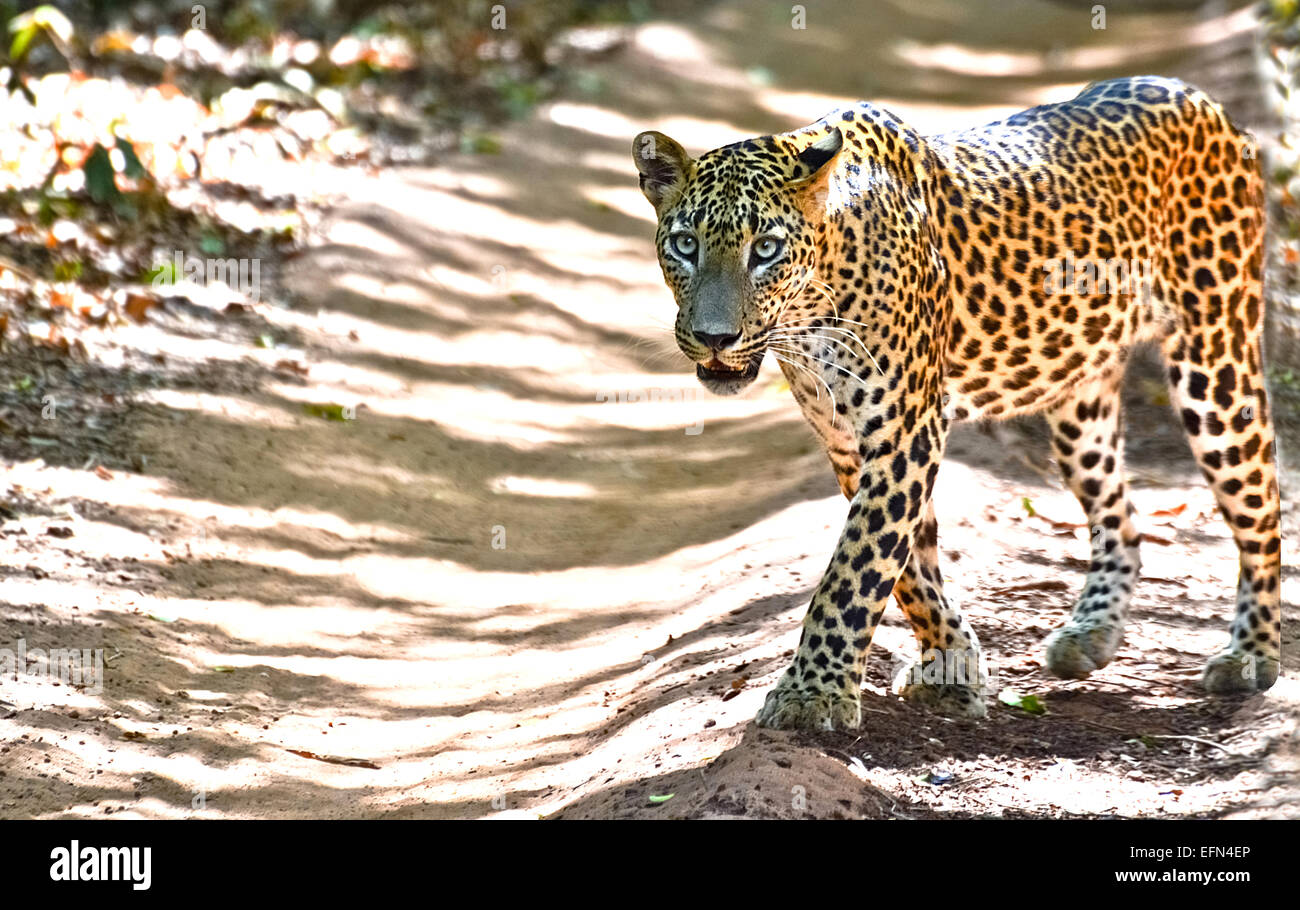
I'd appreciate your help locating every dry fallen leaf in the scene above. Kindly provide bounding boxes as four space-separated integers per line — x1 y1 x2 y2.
1030 512 1084 531
124 293 157 323
1148 503 1187 518
274 359 309 376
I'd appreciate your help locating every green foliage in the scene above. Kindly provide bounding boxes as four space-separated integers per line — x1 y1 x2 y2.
460 132 502 154
7 4 73 65
35 194 80 226
199 233 226 256
81 139 151 218
1270 366 1300 390
115 137 146 179
304 402 355 421
52 259 82 282
496 78 543 120
998 688 1047 715
1263 0 1300 31
82 144 118 206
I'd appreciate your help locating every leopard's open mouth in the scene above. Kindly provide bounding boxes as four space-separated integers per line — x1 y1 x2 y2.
695 351 763 396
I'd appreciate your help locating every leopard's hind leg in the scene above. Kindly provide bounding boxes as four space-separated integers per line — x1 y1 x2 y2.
1161 327 1281 692
1161 302 1282 692
1157 117 1281 692
1042 365 1144 678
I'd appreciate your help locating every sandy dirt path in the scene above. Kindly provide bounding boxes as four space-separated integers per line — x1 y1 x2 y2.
1 0 1297 819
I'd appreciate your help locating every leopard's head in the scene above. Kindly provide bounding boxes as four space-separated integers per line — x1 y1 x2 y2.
632 127 843 395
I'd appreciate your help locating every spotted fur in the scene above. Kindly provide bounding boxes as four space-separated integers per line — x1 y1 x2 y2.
633 76 1283 731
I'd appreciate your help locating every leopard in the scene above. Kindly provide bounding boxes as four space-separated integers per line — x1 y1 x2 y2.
632 75 1284 731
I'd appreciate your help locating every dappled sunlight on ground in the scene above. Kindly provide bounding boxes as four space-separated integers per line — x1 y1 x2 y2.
1 0 1295 819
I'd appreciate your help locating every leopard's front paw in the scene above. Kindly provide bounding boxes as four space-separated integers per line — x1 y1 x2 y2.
892 661 987 718
1202 650 1279 694
754 676 861 731
1044 620 1123 679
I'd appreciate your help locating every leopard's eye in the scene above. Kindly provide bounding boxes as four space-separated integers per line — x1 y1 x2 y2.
670 233 697 260
751 236 783 264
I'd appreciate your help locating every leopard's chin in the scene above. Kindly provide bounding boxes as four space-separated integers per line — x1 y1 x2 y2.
695 352 763 396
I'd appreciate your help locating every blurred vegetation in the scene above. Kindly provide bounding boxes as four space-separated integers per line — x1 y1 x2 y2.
0 0 691 355
4 0 686 153
1259 0 1300 381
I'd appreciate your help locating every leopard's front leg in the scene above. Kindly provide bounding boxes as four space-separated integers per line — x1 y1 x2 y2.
756 414 947 731
889 501 987 718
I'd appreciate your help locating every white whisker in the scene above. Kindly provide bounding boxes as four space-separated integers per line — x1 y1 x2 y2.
780 313 880 332
771 320 883 377
769 333 871 375
771 325 870 361
769 352 822 400
792 271 841 318
771 353 840 427
767 342 870 391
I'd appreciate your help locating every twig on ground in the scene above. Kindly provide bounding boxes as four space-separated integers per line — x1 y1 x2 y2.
1066 717 1242 755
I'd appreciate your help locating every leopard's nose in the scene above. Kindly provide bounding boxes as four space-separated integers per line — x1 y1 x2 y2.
692 330 740 351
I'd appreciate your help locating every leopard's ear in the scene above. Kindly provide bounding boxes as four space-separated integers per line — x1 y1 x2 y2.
633 131 692 211
789 127 842 185
788 128 843 224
